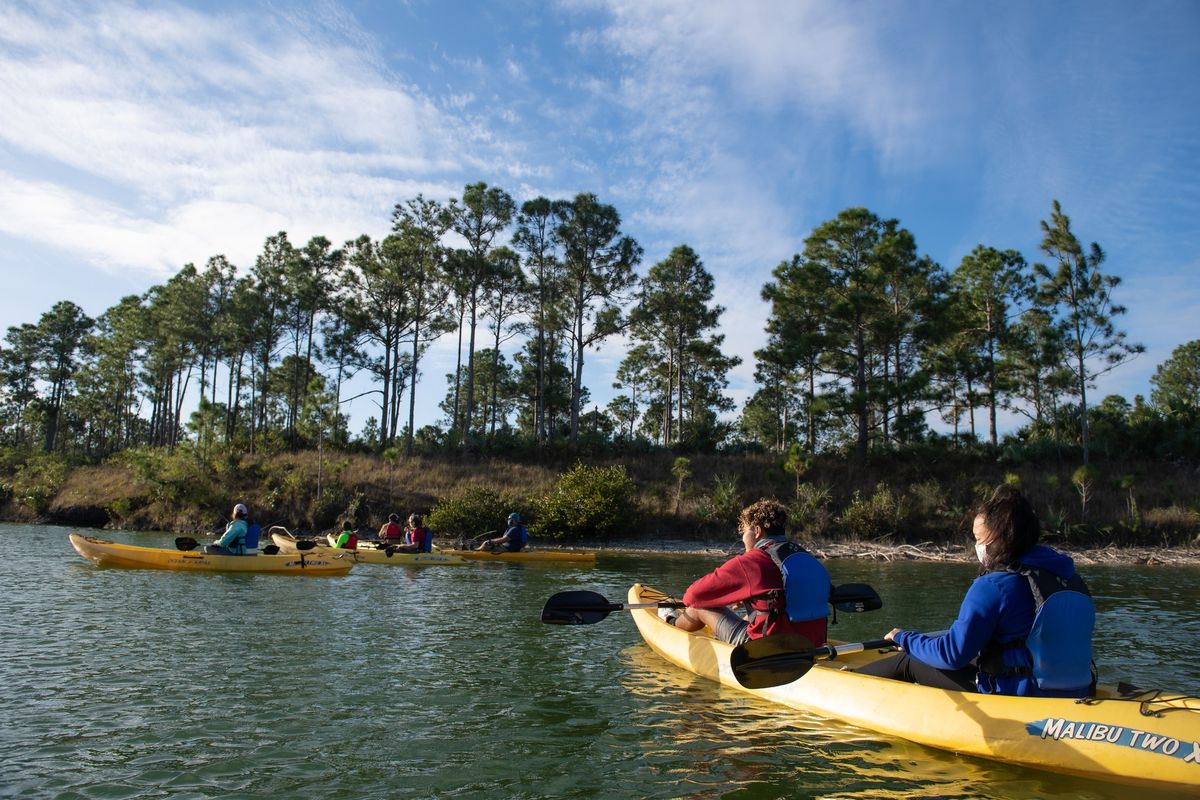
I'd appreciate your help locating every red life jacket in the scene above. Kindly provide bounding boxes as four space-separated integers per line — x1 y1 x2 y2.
382 522 402 540
344 533 358 550
406 527 431 553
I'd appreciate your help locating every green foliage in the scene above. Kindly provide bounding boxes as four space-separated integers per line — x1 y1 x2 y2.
835 483 910 541
1151 339 1200 418
694 473 743 530
428 485 519 543
531 463 637 542
1 452 69 514
789 482 833 539
671 456 691 515
1072 463 1101 517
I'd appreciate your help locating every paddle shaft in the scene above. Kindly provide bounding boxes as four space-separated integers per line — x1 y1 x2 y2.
558 600 683 613
819 639 894 659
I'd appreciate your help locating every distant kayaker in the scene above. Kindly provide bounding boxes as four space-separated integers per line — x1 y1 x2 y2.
378 513 403 543
479 512 528 552
857 485 1096 697
207 503 250 555
390 513 433 553
661 499 830 647
332 520 358 550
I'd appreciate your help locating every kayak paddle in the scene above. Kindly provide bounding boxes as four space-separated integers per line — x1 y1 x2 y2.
541 589 683 625
177 535 317 553
729 633 896 689
541 584 883 626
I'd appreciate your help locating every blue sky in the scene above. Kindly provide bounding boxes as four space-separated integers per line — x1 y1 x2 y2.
2 0 1198 436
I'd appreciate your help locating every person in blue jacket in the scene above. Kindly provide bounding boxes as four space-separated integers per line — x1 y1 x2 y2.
479 512 528 552
857 485 1095 697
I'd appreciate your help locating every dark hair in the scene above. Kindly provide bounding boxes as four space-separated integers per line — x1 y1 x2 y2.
975 485 1040 570
342 520 353 532
739 498 788 538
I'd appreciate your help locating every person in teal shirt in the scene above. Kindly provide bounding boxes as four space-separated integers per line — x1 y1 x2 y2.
207 503 249 554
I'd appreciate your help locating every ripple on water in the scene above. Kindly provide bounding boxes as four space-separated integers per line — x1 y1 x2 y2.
3 526 1197 799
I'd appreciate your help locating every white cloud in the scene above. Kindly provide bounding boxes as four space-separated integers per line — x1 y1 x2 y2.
0 0 503 276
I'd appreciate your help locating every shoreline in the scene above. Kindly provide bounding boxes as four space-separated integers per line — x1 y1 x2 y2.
576 539 1200 566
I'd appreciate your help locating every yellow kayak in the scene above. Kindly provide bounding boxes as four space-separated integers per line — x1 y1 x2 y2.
628 583 1200 794
436 547 596 563
68 533 353 575
266 531 468 566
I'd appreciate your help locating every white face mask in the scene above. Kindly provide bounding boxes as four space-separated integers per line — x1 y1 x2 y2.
974 542 989 565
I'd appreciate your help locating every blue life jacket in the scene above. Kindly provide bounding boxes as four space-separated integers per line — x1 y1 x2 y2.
244 522 262 552
760 539 832 622
980 566 1095 692
507 524 528 552
406 527 433 553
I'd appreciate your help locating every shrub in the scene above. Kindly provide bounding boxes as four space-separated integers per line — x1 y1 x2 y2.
3 453 69 515
694 473 743 531
428 485 519 545
531 463 637 542
789 482 833 540
1142 506 1200 544
835 483 910 541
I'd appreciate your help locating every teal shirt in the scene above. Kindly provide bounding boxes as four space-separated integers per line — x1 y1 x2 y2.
217 519 248 550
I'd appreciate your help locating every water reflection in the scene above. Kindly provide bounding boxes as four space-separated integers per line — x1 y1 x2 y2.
4 524 1197 799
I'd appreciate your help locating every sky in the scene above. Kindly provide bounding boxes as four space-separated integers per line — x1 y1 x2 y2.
1 0 1198 438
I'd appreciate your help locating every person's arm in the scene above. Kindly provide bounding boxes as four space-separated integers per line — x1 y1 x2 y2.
891 578 1001 670
682 555 755 609
217 520 245 547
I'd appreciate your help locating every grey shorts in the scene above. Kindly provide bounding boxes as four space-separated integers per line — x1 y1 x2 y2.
711 607 751 646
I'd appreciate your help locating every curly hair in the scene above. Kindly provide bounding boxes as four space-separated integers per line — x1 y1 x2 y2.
739 498 788 537
975 485 1040 570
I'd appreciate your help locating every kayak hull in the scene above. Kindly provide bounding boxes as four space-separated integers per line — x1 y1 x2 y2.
436 548 596 563
270 532 468 566
68 533 352 575
628 583 1200 794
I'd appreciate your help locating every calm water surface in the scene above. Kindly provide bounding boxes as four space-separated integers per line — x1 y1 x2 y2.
3 523 1198 799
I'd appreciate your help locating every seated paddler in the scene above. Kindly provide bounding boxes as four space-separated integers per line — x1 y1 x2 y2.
479 512 528 552
856 485 1096 697
661 498 830 647
207 503 249 554
332 520 358 550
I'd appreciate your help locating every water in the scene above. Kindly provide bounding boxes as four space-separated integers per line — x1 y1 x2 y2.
3 523 1198 799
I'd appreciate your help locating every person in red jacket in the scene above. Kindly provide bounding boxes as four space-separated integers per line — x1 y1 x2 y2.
663 498 829 646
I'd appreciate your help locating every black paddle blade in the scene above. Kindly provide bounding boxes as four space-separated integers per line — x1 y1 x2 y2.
295 540 317 551
729 634 817 689
261 544 280 555
175 537 199 551
830 583 882 613
540 589 617 625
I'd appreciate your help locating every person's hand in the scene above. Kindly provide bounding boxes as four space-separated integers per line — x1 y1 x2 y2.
883 627 904 647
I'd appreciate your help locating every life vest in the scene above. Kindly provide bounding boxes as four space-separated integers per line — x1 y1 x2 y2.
406 527 432 553
750 539 832 624
507 525 528 552
244 522 262 552
979 567 1095 692
336 532 358 550
382 522 402 540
